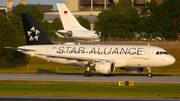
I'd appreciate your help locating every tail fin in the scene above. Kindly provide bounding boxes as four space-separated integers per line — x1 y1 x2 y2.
21 13 53 45
57 3 88 30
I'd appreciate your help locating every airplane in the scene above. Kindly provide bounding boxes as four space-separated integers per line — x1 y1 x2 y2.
49 3 100 42
6 13 175 77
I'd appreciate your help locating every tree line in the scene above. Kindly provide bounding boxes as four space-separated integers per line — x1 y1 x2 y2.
95 0 180 40
0 4 90 67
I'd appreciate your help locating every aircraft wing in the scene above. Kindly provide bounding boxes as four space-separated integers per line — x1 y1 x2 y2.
37 54 113 62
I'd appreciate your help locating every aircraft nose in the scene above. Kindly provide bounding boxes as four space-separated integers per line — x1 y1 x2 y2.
168 55 176 65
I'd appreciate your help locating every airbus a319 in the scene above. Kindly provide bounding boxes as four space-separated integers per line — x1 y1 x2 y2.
6 13 175 77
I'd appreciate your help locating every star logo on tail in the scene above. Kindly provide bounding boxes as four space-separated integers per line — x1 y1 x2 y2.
27 26 40 41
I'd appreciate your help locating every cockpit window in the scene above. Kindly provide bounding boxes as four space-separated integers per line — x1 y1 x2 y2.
163 52 168 54
156 51 168 55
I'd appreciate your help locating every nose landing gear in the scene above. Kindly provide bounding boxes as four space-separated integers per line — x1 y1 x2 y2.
147 67 153 77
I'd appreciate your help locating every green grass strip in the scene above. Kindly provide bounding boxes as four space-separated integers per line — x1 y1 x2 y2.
0 80 179 98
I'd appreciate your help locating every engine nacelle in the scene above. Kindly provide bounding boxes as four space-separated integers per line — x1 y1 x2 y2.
56 30 73 37
95 62 115 74
126 67 144 73
66 31 73 37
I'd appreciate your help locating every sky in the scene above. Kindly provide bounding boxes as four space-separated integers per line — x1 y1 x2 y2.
1 0 66 10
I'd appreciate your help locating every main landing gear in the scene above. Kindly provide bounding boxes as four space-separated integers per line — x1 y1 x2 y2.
147 67 153 77
84 67 92 77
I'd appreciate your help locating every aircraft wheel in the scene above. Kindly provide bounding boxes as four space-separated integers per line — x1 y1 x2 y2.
104 74 112 76
148 73 153 77
89 71 92 76
84 71 90 77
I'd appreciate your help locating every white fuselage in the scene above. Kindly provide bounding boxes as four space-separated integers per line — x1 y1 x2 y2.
18 44 175 68
57 30 100 41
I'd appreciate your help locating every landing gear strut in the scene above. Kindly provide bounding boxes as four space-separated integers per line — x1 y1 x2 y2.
84 67 92 77
147 67 153 77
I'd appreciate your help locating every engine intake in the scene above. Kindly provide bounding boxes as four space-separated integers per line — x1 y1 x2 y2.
95 62 115 74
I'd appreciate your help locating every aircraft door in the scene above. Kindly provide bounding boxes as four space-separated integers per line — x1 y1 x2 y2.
143 48 149 60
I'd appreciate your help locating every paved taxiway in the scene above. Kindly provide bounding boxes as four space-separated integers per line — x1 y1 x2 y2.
0 74 180 83
0 97 179 101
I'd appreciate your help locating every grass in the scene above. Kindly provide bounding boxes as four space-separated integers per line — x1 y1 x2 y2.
0 47 179 76
0 80 179 98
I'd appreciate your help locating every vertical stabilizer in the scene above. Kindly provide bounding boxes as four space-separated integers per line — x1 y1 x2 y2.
57 3 88 30
21 13 53 45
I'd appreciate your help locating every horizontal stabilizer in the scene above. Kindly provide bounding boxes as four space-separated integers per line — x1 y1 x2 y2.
5 47 35 51
50 30 65 38
4 47 17 50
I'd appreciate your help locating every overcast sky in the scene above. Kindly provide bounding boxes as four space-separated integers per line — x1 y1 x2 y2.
1 0 66 10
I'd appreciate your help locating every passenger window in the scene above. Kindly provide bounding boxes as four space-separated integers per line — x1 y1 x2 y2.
160 52 163 55
156 52 159 55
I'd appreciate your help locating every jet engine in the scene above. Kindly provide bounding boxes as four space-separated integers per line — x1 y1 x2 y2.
65 31 73 37
125 67 144 73
95 62 115 74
